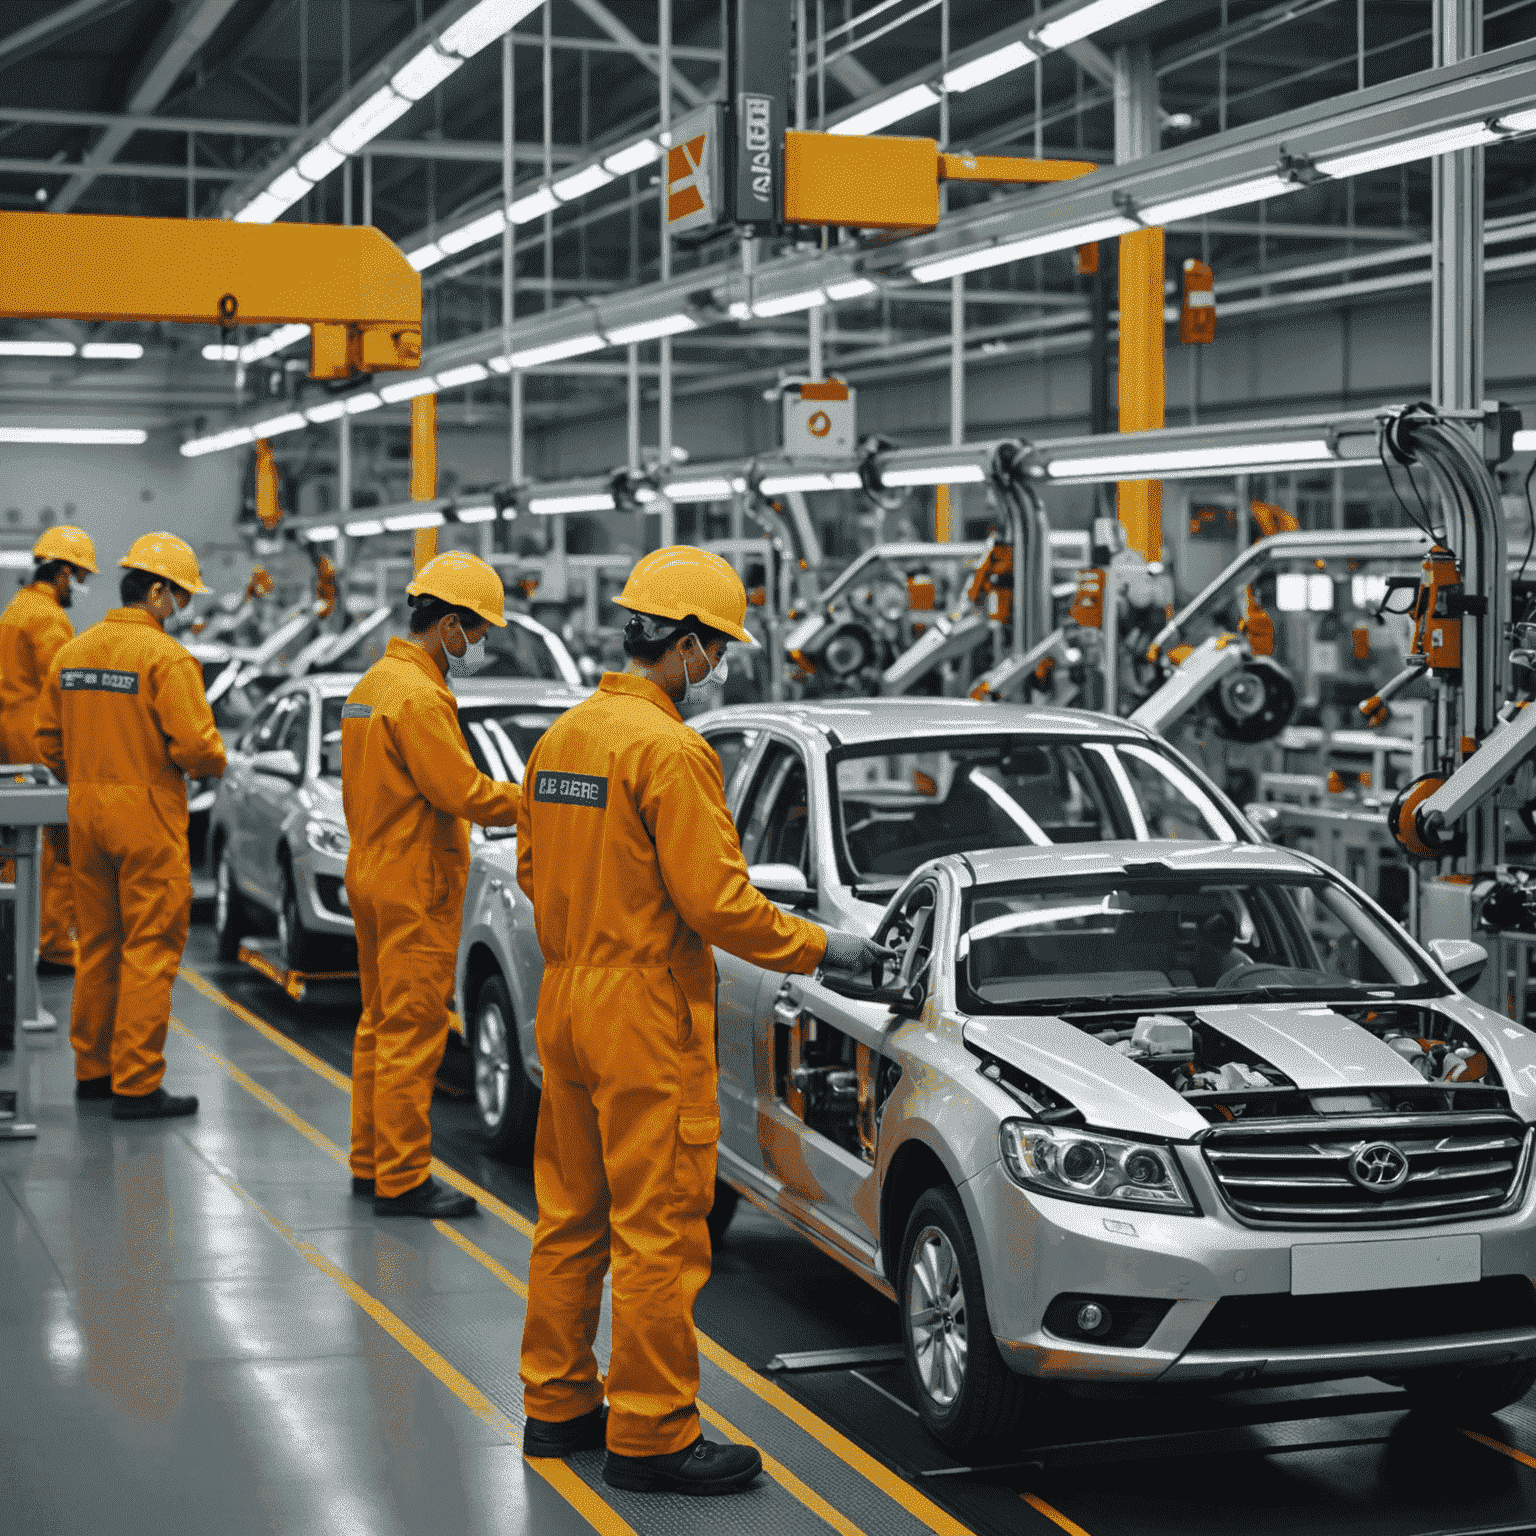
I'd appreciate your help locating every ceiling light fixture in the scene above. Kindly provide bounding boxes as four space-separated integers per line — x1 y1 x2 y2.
202 324 310 367
407 242 444 271
180 426 256 457
943 40 1036 94
759 471 862 493
508 334 606 368
379 376 441 404
304 524 341 542
0 426 147 445
831 83 940 137
880 462 988 487
344 392 384 414
304 400 349 423
384 508 446 531
1137 174 1302 226
1045 439 1336 481
825 277 877 302
508 186 559 224
0 340 76 357
456 504 498 523
910 214 1137 283
1035 0 1163 51
1314 120 1502 180
605 314 697 345
529 492 616 514
250 412 307 438
1501 107 1536 134
345 518 385 536
664 478 741 502
435 362 489 389
1514 429 1536 452
80 342 144 360
603 138 660 175
752 289 827 318
438 209 506 255
553 164 616 202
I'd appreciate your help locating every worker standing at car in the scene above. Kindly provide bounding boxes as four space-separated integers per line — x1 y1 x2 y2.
517 545 891 1494
35 532 225 1118
0 526 97 974
341 551 520 1219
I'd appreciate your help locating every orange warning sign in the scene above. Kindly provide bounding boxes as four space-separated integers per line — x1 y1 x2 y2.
666 104 721 235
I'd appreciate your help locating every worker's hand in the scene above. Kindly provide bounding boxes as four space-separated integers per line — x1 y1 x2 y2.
822 929 898 975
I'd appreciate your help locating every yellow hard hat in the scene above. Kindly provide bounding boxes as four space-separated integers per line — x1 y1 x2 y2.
406 550 507 628
119 531 210 594
32 524 98 574
614 545 753 644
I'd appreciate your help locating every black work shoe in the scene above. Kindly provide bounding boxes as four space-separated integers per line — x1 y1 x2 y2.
351 1176 375 1198
112 1087 199 1120
37 958 75 977
373 1176 476 1219
603 1435 763 1495
523 1406 608 1459
75 1076 112 1101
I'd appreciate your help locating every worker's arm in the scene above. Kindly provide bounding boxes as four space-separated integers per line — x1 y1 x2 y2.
515 741 536 901
24 613 70 762
33 660 65 783
643 736 826 973
395 692 520 827
155 654 228 779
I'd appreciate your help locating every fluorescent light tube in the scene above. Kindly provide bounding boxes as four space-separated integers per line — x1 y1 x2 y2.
1046 439 1336 480
384 509 446 531
911 214 1137 283
180 426 256 456
0 426 146 445
753 290 826 318
759 472 861 493
329 86 412 156
1514 429 1536 452
408 242 445 271
0 340 76 356
553 164 615 202
944 40 1036 93
0 552 33 569
1316 121 1501 181
304 525 341 542
831 83 940 137
456 504 498 523
603 138 660 175
202 344 240 362
665 478 740 502
438 209 506 255
345 518 384 536
509 186 558 224
379 376 440 403
825 277 877 301
1275 573 1308 612
297 140 346 183
439 0 544 59
508 334 605 368
391 45 462 101
265 166 313 209
529 493 616 514
1036 0 1162 51
233 191 289 224
242 324 311 364
487 355 511 373
304 400 348 423
435 362 489 388
881 463 988 487
1352 574 1389 607
344 392 383 414
81 342 143 360
1139 175 1301 226
1502 107 1536 133
251 412 306 437
606 314 697 345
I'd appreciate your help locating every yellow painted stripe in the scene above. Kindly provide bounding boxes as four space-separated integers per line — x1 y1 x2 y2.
698 1401 865 1536
432 1219 529 1298
1022 1492 1094 1535
1463 1428 1536 1471
432 1159 536 1239
696 1335 975 1536
530 1459 639 1536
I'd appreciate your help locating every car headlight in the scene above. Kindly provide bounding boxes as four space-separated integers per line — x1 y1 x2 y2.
304 820 350 859
999 1121 1195 1213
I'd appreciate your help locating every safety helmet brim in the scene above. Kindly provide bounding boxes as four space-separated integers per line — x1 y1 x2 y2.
611 593 754 645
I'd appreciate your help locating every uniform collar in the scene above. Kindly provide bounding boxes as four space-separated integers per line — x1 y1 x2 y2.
599 669 681 723
107 607 159 629
29 581 59 605
385 635 452 691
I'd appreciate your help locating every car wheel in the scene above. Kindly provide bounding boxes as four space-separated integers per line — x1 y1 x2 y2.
472 972 539 1156
706 1180 740 1252
1392 1359 1536 1418
900 1185 1028 1454
214 844 248 963
277 863 324 974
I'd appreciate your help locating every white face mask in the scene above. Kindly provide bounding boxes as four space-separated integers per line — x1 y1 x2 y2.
445 618 490 678
681 642 728 707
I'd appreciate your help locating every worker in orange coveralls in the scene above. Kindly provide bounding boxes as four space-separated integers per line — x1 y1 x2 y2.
516 546 892 1494
0 525 97 974
341 551 520 1218
36 532 225 1119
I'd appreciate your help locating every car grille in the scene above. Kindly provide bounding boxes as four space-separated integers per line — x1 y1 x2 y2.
1201 1111 1530 1227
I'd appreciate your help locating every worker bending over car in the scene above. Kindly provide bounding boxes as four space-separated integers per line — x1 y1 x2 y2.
0 526 97 974
36 533 225 1119
341 551 520 1219
516 545 892 1495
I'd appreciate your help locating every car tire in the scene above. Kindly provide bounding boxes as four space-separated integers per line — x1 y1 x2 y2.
1393 1359 1536 1418
214 844 249 963
706 1179 740 1252
899 1185 1029 1454
471 972 540 1157
277 862 324 974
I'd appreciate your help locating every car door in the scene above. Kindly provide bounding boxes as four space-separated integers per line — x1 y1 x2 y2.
225 691 286 897
247 693 309 907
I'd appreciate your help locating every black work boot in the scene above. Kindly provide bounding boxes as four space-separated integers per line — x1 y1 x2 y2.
373 1176 476 1218
75 1076 112 1101
37 958 75 977
351 1176 375 1198
112 1087 198 1120
603 1435 763 1495
523 1406 608 1459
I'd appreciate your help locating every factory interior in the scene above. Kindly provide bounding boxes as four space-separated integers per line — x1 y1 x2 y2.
4 0 1536 1532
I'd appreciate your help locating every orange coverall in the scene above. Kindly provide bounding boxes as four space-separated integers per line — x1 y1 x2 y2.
341 638 520 1198
35 608 226 1094
517 671 826 1457
0 581 77 964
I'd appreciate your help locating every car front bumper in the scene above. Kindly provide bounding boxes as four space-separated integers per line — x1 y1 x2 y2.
290 846 355 940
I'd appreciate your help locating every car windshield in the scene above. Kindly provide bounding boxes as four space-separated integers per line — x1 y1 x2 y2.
460 705 564 784
319 695 347 778
479 622 567 682
957 871 1435 1012
833 736 1238 883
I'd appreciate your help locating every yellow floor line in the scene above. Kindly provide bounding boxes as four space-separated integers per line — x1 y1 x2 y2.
433 1218 529 1298
178 962 975 1536
1022 1491 1095 1535
1463 1428 1536 1471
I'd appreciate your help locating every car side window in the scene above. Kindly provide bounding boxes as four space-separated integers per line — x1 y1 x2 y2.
237 695 284 753
879 884 938 993
703 729 760 805
276 695 312 768
738 741 811 876
251 697 295 754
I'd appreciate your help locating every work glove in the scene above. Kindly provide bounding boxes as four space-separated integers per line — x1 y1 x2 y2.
822 929 898 975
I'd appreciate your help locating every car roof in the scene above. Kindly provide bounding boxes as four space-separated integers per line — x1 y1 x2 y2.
956 839 1316 887
452 678 589 708
696 697 1150 745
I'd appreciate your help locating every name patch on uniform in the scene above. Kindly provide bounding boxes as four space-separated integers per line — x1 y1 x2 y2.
533 771 607 808
341 703 372 720
60 668 139 695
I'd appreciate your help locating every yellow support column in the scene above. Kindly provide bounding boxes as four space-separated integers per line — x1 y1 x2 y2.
409 391 438 572
935 484 952 542
1116 225 1166 561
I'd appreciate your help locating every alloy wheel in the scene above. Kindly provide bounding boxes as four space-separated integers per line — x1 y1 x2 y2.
475 1000 511 1130
215 854 231 936
907 1224 968 1409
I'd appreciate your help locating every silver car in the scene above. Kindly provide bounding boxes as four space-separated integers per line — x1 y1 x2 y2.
210 673 586 973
